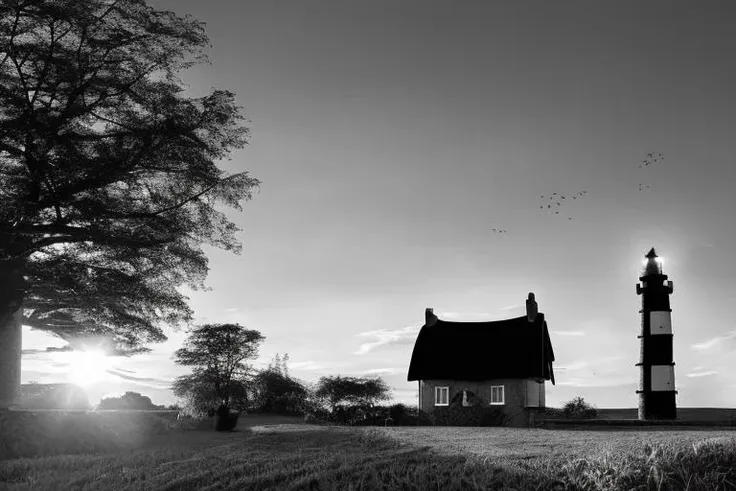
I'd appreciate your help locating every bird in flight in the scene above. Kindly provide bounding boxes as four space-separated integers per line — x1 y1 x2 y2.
639 152 665 168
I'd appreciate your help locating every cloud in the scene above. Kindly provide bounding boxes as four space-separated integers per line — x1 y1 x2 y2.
105 369 173 387
555 376 635 388
691 331 736 350
289 360 333 371
362 368 400 375
224 308 240 312
499 305 521 311
555 360 589 371
354 325 421 355
550 330 585 336
22 349 46 355
685 371 718 378
438 312 494 321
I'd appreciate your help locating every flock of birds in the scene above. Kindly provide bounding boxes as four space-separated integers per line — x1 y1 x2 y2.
538 191 587 220
491 152 665 235
637 152 664 192
639 152 665 168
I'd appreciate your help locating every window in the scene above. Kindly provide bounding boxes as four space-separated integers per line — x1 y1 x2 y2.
490 385 505 405
435 386 449 406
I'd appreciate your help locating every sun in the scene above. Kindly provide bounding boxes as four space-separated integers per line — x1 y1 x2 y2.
67 349 113 387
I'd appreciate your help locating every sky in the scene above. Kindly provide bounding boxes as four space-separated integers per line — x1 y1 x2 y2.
22 0 736 409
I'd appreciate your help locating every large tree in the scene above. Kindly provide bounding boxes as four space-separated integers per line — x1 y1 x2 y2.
173 323 264 409
0 0 258 407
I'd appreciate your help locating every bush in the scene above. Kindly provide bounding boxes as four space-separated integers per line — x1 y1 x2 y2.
562 396 598 419
388 404 417 425
480 409 508 427
304 413 327 425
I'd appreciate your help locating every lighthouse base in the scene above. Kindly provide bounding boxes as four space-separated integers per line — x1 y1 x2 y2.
637 391 677 420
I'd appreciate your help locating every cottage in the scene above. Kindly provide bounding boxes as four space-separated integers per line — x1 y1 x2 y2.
407 293 555 427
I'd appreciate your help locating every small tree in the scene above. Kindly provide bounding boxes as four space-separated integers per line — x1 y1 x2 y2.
173 323 264 409
314 376 391 413
250 368 307 415
562 396 598 419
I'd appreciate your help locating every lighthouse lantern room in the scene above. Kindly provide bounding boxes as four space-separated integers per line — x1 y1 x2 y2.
635 247 677 420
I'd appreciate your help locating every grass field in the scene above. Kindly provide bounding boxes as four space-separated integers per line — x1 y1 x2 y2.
373 425 736 460
2 417 736 490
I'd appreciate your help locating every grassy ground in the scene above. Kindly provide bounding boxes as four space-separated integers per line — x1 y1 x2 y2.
373 426 736 461
2 419 736 490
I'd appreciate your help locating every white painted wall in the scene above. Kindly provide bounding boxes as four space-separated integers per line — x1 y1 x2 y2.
650 311 672 335
651 365 675 391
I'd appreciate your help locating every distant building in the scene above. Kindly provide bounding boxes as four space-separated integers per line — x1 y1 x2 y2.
407 293 555 427
20 383 91 410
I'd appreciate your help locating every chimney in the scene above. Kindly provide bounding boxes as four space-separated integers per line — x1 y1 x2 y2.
526 293 538 322
425 308 438 326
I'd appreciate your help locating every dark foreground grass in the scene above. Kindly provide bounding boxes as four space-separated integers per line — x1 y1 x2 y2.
0 427 556 491
1 424 736 490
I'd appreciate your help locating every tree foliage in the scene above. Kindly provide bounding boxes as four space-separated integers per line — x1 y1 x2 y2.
98 390 158 410
250 354 307 414
0 0 258 353
314 376 391 411
173 323 264 407
172 372 248 416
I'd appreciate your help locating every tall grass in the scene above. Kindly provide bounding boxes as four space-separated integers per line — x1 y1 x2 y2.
2 413 736 490
550 438 736 490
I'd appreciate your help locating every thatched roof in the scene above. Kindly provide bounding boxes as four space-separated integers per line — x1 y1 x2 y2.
407 314 555 384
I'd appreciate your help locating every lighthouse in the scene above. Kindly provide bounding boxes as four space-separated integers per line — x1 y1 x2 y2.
635 248 677 420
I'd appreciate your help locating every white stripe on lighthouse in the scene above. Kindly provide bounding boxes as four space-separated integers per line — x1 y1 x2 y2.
650 311 672 335
651 365 675 391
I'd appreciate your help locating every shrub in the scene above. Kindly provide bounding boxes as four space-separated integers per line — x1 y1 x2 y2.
562 396 598 419
432 403 485 426
304 413 326 425
541 407 565 418
480 409 508 427
388 404 417 425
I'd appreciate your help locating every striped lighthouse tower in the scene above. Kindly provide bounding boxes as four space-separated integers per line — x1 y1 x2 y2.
635 248 677 420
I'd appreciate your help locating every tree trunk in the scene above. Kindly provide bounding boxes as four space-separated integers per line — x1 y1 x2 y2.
0 308 23 409
0 258 27 410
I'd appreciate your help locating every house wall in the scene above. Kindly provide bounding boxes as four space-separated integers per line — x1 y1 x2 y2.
420 378 545 427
